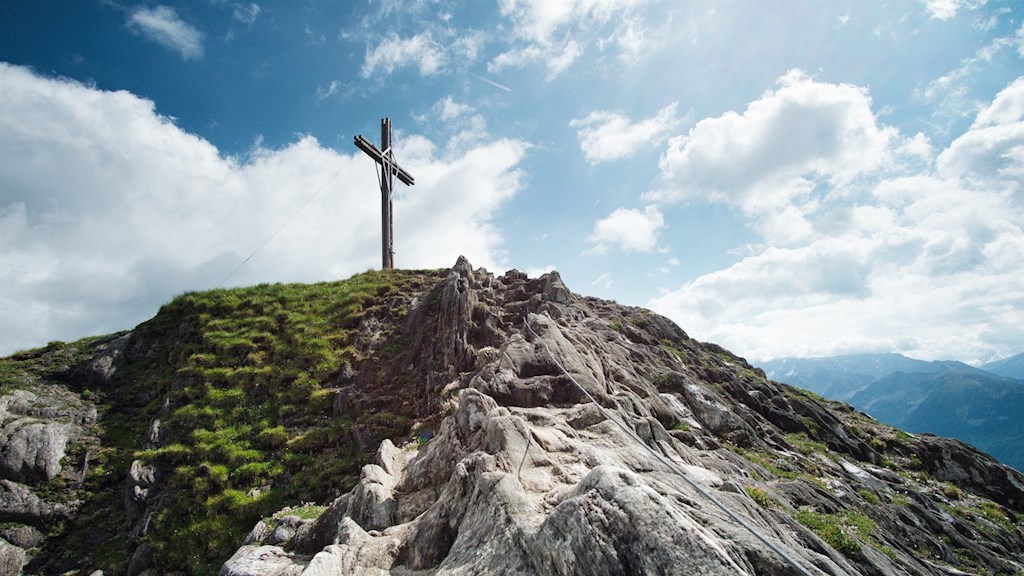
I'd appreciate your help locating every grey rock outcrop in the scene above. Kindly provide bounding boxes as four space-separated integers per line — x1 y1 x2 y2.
0 420 75 482
219 545 308 576
0 524 43 550
218 258 1024 576
71 332 132 387
0 389 85 483
0 344 104 575
0 479 70 523
5 258 1022 576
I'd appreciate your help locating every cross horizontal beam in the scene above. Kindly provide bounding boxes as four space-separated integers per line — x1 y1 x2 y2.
353 135 415 186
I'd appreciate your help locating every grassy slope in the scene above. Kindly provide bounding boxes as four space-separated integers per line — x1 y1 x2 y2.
5 268 444 575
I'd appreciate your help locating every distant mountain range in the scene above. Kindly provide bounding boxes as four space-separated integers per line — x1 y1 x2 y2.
981 352 1024 380
760 352 1024 472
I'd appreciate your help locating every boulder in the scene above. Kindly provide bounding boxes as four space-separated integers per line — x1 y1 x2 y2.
300 519 399 576
0 538 26 576
0 479 70 523
218 545 306 576
71 332 132 387
528 466 749 574
0 524 44 549
127 542 153 576
0 420 75 482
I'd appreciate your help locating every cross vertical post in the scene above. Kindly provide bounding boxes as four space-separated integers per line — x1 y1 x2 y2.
380 118 393 270
354 118 415 270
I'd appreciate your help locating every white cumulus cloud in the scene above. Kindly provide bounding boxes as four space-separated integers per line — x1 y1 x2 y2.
587 206 665 254
650 70 894 207
648 75 1024 364
938 76 1024 186
0 64 527 355
647 69 896 244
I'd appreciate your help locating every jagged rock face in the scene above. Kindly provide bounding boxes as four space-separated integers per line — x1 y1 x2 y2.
2 260 1022 575
0 353 101 575
0 388 90 482
225 260 1024 576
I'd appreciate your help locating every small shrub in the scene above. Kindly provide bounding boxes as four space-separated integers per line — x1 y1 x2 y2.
255 426 288 449
798 417 823 438
880 545 900 561
942 484 961 501
858 488 881 505
843 510 877 542
744 486 775 508
739 449 799 480
308 388 336 414
793 509 861 557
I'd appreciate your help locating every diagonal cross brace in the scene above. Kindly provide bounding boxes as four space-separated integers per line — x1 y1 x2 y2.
354 135 415 186
354 118 415 270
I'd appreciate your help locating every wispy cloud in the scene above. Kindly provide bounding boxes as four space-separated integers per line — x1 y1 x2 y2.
126 5 204 60
489 0 655 78
471 73 514 93
922 28 1022 129
361 32 445 77
922 0 985 21
571 102 682 163
425 96 491 154
231 3 260 25
314 80 341 100
591 272 613 290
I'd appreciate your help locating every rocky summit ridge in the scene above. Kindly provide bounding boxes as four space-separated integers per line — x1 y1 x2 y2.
1 257 1023 575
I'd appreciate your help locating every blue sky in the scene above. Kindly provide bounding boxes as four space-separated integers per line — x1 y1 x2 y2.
1 0 1022 364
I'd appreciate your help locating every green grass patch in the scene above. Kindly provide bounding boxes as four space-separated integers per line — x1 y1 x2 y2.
734 448 800 480
96 269 443 573
273 503 328 521
784 432 828 456
977 500 1016 533
858 488 881 505
672 421 691 432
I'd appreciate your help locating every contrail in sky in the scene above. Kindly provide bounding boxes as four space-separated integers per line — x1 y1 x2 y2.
471 73 513 93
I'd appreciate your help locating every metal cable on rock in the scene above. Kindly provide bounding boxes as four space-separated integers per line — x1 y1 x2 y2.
522 313 817 576
514 417 532 482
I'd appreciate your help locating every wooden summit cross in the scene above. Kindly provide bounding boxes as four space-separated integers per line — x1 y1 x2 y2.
354 118 415 270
